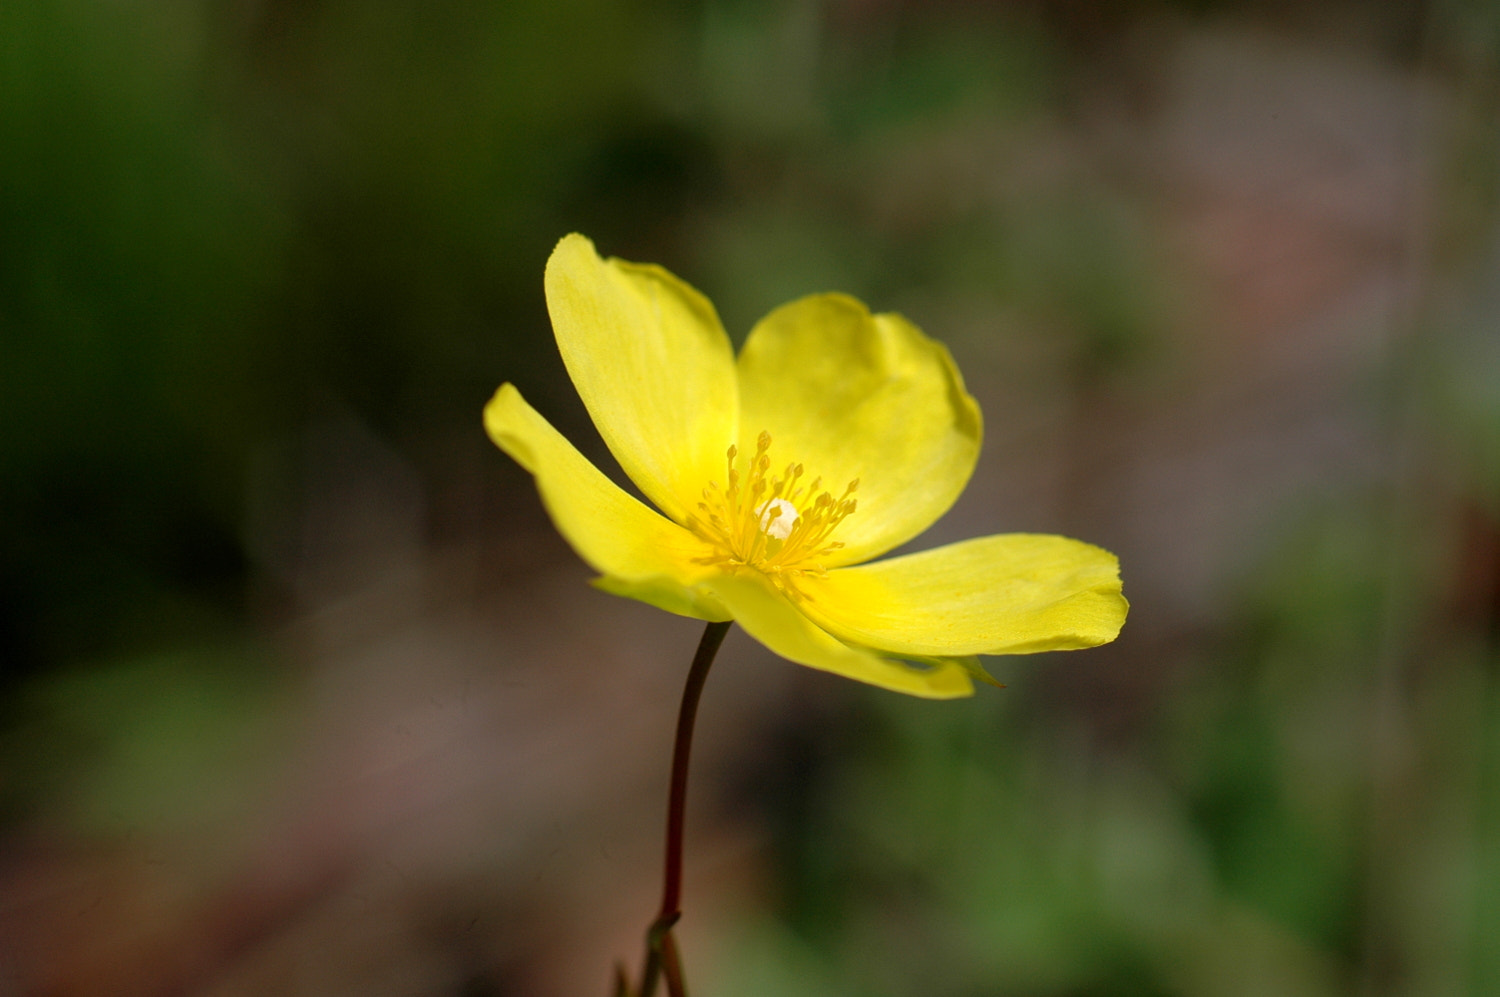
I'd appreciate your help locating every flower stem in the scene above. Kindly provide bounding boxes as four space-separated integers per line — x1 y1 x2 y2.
633 620 731 997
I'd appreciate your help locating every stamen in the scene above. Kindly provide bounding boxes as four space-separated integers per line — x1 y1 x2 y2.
685 430 861 595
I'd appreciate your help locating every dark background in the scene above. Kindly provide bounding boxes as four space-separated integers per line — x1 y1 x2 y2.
4 0 1500 994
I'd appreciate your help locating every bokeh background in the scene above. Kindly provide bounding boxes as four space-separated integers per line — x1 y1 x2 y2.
5 0 1500 994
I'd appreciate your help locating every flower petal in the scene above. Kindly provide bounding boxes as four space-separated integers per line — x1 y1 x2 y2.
796 534 1127 656
735 294 981 566
484 384 720 613
704 572 975 699
592 575 731 623
546 234 738 524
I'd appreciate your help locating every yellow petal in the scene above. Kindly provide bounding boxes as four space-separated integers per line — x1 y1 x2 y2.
735 294 981 566
484 384 718 609
796 534 1127 656
704 572 975 699
546 234 738 524
592 575 731 623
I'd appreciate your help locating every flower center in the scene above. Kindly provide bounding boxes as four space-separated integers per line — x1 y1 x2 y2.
687 430 858 587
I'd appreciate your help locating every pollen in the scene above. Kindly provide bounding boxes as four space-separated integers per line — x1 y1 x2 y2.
687 430 858 592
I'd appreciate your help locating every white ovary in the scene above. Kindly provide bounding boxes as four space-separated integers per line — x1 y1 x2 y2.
758 497 799 540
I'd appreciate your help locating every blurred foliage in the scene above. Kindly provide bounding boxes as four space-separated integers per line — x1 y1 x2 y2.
0 0 682 679
1 645 290 834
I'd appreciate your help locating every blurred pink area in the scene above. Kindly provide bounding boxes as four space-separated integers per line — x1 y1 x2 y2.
5 534 795 995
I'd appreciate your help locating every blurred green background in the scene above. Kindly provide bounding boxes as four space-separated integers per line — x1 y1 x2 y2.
4 0 1500 994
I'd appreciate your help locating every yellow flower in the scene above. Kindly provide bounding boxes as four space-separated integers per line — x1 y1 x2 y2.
485 234 1127 698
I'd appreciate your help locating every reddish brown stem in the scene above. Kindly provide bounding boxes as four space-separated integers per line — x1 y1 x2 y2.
632 620 730 997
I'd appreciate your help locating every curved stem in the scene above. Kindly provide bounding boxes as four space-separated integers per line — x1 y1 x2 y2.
659 620 731 921
634 620 731 997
